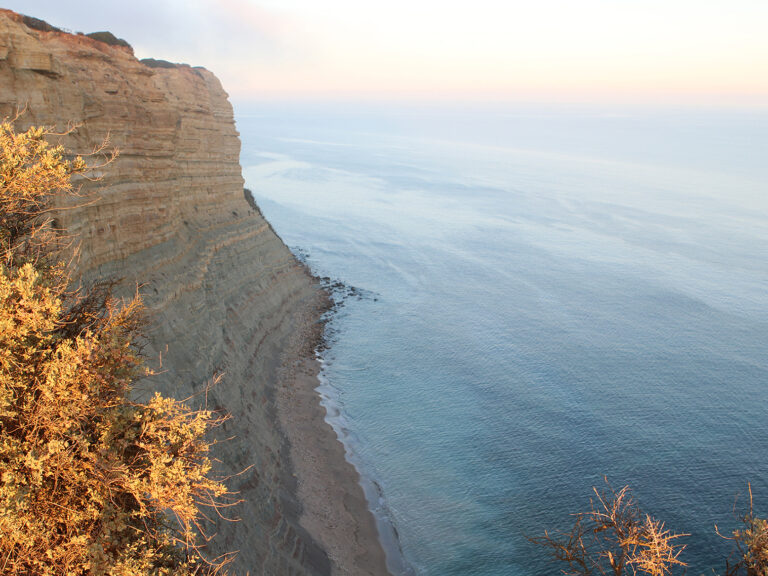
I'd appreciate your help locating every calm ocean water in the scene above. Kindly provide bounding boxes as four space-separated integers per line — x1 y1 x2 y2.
237 104 768 576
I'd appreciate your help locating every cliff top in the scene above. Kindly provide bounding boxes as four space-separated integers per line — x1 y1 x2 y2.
0 9 196 70
0 9 134 52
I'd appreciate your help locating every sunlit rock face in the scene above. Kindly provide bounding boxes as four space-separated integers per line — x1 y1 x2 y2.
0 10 330 575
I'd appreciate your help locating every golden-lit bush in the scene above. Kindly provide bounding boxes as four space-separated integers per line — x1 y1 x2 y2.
0 121 234 575
720 485 768 576
534 481 768 576
531 482 686 576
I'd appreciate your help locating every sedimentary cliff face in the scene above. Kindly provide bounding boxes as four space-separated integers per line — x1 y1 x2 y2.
0 10 331 574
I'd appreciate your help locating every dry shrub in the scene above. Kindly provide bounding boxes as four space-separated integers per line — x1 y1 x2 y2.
719 485 768 576
0 121 235 574
535 481 768 576
531 481 687 576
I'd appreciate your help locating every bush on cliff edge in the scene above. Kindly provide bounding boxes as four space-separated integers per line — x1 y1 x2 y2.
0 121 234 575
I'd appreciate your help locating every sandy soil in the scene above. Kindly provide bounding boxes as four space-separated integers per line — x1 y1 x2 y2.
276 296 392 576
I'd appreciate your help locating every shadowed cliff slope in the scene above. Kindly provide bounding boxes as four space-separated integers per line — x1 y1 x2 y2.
0 10 333 575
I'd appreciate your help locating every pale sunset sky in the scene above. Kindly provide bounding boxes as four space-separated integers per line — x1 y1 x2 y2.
3 0 767 107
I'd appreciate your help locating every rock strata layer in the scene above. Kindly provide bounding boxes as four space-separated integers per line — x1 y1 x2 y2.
0 10 386 576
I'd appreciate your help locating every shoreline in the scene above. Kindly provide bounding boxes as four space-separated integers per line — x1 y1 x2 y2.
275 284 392 576
314 361 415 576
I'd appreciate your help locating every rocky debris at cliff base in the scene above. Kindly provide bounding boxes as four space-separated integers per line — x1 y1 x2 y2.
291 246 379 309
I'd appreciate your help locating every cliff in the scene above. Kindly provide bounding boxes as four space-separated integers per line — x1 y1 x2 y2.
0 10 387 576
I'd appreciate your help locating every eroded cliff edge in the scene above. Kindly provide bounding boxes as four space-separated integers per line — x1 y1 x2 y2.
0 10 387 575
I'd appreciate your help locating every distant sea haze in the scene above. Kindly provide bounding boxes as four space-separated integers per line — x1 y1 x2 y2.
239 104 768 576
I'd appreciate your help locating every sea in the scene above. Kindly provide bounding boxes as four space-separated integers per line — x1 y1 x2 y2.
236 102 768 576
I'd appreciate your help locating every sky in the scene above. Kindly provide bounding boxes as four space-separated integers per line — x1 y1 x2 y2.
3 0 768 107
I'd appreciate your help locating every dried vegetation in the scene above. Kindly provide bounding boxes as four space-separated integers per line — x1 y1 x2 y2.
534 480 768 576
0 120 235 574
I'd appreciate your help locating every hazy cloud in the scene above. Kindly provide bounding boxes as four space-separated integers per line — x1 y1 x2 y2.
3 1 768 105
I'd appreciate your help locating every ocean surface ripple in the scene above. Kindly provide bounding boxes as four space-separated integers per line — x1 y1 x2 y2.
239 105 768 576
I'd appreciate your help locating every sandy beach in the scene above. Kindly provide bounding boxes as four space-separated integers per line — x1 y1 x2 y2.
276 290 392 576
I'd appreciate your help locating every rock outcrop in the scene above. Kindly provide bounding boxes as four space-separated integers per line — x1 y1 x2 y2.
0 9 336 575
